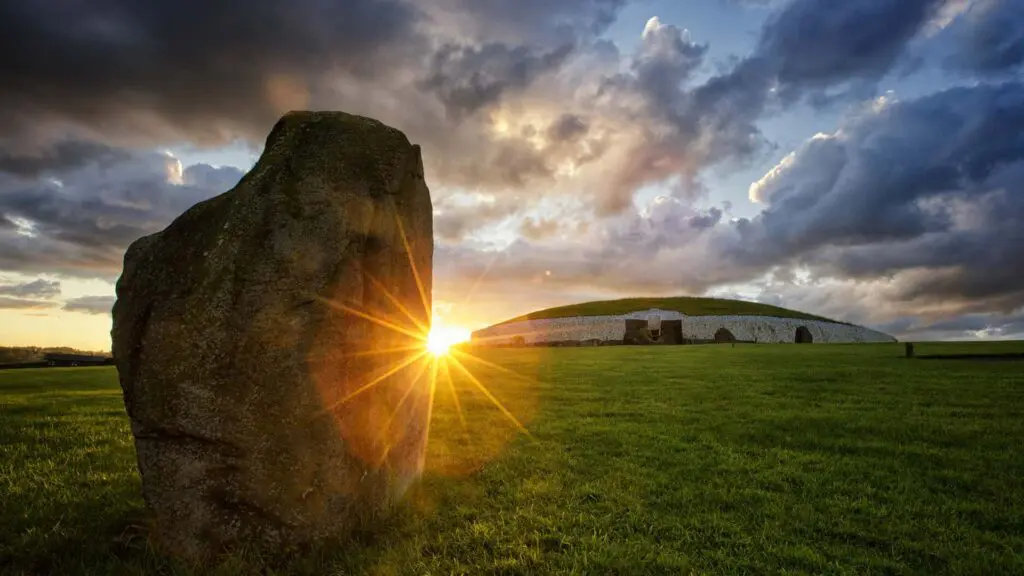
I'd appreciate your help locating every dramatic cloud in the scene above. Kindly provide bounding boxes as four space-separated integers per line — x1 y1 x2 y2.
433 194 524 242
945 0 1024 75
62 295 116 316
738 81 1024 315
0 0 631 210
421 42 576 120
0 278 61 311
0 0 958 238
437 79 1024 330
880 309 1024 341
0 0 1020 342
0 141 131 177
0 279 61 298
0 0 423 149
579 0 953 215
758 0 945 95
0 147 242 277
434 197 753 301
425 0 626 44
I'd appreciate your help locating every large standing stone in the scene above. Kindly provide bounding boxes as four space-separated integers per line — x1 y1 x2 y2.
111 111 433 562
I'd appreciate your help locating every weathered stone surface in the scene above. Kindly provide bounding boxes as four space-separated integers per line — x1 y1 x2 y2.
111 111 433 561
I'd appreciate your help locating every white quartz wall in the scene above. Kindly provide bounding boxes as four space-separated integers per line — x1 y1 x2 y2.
471 308 895 345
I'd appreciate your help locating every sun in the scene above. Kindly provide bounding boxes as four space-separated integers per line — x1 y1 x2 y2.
426 324 471 356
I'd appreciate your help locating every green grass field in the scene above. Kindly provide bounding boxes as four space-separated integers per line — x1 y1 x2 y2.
497 296 848 326
2 342 1023 574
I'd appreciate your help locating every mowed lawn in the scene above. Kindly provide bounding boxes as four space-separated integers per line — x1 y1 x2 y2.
2 342 1023 575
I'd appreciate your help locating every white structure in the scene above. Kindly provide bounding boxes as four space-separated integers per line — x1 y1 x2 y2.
471 308 895 345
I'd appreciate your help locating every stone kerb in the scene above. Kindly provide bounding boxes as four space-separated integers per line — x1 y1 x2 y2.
472 308 895 345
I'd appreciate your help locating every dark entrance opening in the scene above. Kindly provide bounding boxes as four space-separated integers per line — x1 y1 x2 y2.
623 319 650 345
795 326 813 343
714 327 736 343
663 320 684 344
623 319 685 345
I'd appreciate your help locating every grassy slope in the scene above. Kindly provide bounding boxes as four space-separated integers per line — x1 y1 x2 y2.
2 341 1023 574
496 296 848 326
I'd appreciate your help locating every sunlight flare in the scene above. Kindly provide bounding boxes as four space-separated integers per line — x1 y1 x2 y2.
426 323 471 356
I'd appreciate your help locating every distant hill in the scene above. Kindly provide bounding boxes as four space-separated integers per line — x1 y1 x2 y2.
496 296 848 326
0 346 112 366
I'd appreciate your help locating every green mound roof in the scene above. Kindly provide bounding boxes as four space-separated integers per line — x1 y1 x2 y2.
496 296 847 326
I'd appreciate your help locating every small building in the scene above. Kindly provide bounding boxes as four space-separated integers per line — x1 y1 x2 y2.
43 353 113 367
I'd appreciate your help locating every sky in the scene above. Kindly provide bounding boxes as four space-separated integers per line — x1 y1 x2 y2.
1 0 1023 350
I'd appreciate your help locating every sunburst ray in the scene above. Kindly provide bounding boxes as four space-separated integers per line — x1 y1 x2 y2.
393 211 431 325
345 343 426 358
320 349 428 414
447 354 533 440
440 356 467 432
362 269 429 334
451 347 534 384
316 296 425 342
375 353 434 467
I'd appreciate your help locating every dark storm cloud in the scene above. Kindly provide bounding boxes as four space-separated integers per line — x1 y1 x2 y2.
0 279 61 298
421 42 576 119
0 0 422 148
757 0 945 93
0 141 131 177
430 0 627 42
0 149 243 277
946 0 1024 75
737 81 1024 313
877 310 1024 340
63 295 116 316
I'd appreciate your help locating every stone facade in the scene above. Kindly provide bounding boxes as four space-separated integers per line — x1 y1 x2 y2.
471 308 895 345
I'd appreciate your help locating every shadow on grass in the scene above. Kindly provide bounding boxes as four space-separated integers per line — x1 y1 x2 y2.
4 490 434 576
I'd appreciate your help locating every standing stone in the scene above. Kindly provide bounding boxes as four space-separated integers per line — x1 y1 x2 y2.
111 111 433 562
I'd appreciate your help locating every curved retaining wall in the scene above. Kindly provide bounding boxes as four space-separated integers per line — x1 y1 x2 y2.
471 308 895 345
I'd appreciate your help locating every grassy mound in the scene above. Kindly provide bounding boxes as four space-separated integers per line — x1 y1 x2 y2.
497 296 845 326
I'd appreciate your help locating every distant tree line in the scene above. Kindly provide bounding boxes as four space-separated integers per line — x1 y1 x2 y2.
0 346 112 365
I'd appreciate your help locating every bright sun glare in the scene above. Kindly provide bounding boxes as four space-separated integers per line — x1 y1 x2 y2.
426 324 471 356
